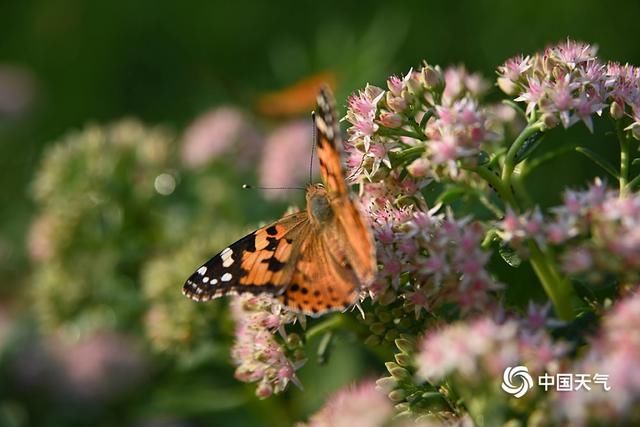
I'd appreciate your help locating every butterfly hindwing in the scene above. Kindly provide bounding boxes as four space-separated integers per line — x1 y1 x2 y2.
278 232 359 316
183 212 309 301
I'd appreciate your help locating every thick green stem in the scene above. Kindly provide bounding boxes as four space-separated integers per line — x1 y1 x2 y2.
466 164 518 208
527 241 574 321
501 122 545 190
467 124 576 321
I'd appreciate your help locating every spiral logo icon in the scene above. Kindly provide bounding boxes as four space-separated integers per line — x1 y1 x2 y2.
501 366 534 398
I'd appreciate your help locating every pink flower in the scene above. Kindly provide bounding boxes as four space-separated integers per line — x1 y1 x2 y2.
259 120 315 200
230 294 304 398
182 107 261 168
556 292 640 424
52 331 146 399
417 315 565 384
298 380 393 427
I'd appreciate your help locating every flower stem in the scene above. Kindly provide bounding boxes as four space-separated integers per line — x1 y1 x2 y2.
378 127 425 141
305 314 352 341
466 164 518 208
501 122 545 190
617 121 630 196
466 130 576 320
527 241 574 321
627 173 640 192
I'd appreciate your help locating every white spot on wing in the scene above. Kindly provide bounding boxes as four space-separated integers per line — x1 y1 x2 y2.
197 266 207 275
221 273 232 282
315 116 334 139
203 277 209 283
211 278 218 285
221 247 235 268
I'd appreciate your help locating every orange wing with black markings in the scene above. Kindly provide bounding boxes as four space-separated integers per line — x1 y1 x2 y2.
277 231 360 315
183 212 310 301
315 86 377 286
314 86 348 195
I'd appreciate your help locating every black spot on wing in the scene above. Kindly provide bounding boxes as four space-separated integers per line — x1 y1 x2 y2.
265 236 279 251
264 257 286 272
266 225 278 236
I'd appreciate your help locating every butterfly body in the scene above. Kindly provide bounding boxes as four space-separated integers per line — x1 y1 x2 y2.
183 87 376 316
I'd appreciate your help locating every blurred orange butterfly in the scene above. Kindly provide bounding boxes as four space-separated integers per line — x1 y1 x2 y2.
183 86 377 316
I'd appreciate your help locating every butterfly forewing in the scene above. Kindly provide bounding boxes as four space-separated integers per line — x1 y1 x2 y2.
183 212 310 301
316 86 377 286
315 87 348 196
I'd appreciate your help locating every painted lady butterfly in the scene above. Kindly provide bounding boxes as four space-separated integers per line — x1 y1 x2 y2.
183 86 376 316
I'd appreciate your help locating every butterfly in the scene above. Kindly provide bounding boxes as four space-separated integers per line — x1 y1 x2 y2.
183 86 377 316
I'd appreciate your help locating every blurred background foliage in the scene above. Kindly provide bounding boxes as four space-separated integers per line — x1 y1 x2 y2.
1 1 640 426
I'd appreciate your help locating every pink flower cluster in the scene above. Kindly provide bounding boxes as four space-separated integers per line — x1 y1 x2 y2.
362 179 500 315
557 291 640 424
345 64 497 182
297 380 393 427
230 294 305 398
498 40 640 135
416 312 565 384
500 179 640 283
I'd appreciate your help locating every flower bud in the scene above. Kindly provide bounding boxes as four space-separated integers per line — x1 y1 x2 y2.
407 157 431 177
379 112 403 128
387 75 403 96
384 329 399 342
370 322 387 335
421 65 443 91
286 333 301 347
388 389 406 402
406 71 423 95
375 376 398 392
395 352 412 367
395 338 414 354
386 92 407 112
497 77 519 96
609 100 625 120
385 362 410 380
542 113 559 129
625 122 640 140
256 382 273 399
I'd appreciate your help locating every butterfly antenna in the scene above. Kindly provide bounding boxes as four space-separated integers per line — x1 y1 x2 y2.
242 184 305 191
309 111 317 185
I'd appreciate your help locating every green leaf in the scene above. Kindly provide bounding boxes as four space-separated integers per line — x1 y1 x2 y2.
436 185 468 205
499 244 522 267
514 131 544 164
317 331 334 365
575 146 619 178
